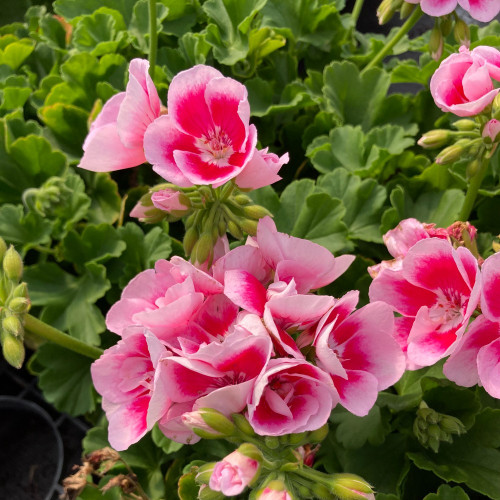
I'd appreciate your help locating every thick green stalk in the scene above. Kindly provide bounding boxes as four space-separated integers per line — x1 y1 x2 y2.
24 314 103 360
362 6 423 73
458 156 490 222
148 0 157 80
351 0 365 28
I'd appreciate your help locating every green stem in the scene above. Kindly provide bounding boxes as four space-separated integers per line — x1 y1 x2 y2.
148 0 157 80
351 0 365 27
362 6 423 74
458 155 490 221
24 314 103 360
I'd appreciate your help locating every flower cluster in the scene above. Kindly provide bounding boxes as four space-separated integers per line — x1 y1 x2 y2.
91 217 405 451
79 59 287 191
406 0 500 22
369 218 500 399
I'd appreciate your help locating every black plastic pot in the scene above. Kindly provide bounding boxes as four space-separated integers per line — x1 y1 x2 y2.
0 396 64 500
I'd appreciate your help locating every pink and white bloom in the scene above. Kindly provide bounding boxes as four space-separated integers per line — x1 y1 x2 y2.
405 0 500 21
209 449 261 496
144 65 257 187
247 358 338 435
369 238 481 367
483 119 500 143
444 315 500 398
91 329 169 450
258 488 293 500
481 251 500 322
235 147 289 190
313 292 405 416
79 59 160 172
430 46 500 117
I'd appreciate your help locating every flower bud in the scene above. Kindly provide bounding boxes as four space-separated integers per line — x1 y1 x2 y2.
2 314 23 337
198 484 224 500
330 473 375 500
417 129 450 149
231 413 256 437
429 25 443 61
440 16 452 37
264 436 280 449
227 220 244 240
466 158 481 179
308 423 329 443
233 194 252 205
435 139 470 165
12 282 28 299
287 432 308 446
239 219 258 236
452 119 477 132
493 94 500 119
400 1 415 19
453 18 470 47
8 297 31 315
183 408 235 439
193 231 214 265
183 225 199 256
377 0 402 25
483 119 500 143
2 332 25 368
242 204 272 221
3 246 23 282
256 480 294 500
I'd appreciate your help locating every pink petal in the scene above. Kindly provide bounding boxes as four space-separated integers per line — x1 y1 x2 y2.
472 46 500 81
224 269 267 315
235 148 288 190
117 58 161 149
167 65 222 138
477 337 500 398
143 115 196 187
332 370 379 417
459 0 500 22
420 0 457 16
462 62 494 102
481 252 500 321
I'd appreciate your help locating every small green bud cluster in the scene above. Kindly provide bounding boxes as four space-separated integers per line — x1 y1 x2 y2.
376 0 403 25
23 176 76 219
0 238 29 369
182 183 271 266
413 401 466 453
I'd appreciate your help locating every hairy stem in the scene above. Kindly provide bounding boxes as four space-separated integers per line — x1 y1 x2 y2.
24 314 103 360
148 0 157 80
458 155 490 222
362 6 423 74
351 0 365 28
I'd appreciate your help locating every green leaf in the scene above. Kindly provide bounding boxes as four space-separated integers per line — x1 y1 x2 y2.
323 61 391 131
390 59 438 86
261 0 343 49
178 472 199 500
317 169 387 242
62 224 127 272
423 484 470 500
107 224 172 287
83 172 122 224
0 36 35 70
54 0 138 25
331 404 391 450
382 186 465 232
0 204 53 251
28 344 97 415
408 409 500 499
24 262 110 345
203 0 267 65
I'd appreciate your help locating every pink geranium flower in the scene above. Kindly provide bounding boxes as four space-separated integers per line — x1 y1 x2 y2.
247 358 338 435
79 59 160 172
91 329 169 450
483 119 500 143
444 315 500 398
313 291 405 416
144 65 257 187
430 46 500 117
405 0 500 22
209 449 261 496
369 238 481 367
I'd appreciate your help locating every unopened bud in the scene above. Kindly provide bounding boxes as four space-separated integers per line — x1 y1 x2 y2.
242 204 271 221
312 482 336 499
429 25 443 61
377 0 402 25
218 218 227 237
9 297 30 315
435 139 470 165
400 1 415 19
2 332 25 368
231 413 256 436
308 423 329 443
440 16 452 37
452 119 477 132
233 194 252 205
330 473 374 500
417 129 450 149
193 231 214 265
288 432 308 446
12 282 28 299
2 315 23 337
493 94 500 118
466 158 481 179
453 18 470 47
183 408 235 439
227 220 244 240
195 463 216 484
239 219 258 236
3 246 23 281
183 225 199 256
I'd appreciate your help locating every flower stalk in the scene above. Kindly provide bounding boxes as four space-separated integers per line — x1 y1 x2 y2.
458 155 490 221
363 6 423 73
148 0 157 80
24 314 103 360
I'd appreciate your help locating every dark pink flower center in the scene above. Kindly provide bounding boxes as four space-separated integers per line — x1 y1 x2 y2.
196 127 234 166
429 289 467 330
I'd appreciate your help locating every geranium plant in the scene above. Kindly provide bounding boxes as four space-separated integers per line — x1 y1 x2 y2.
1 0 500 499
